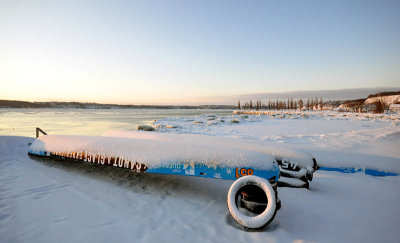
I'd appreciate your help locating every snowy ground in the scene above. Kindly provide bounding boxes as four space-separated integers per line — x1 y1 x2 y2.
1 111 400 242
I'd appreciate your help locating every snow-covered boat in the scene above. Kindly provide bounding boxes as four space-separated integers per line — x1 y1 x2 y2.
102 130 319 188
28 131 282 229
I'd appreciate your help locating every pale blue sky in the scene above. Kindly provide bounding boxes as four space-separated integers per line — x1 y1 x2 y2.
1 0 399 104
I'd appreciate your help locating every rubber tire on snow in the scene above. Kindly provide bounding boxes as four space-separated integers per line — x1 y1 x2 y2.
227 175 277 229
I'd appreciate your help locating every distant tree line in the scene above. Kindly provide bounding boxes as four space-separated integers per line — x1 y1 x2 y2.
238 97 324 110
237 90 400 113
0 100 236 110
367 91 400 99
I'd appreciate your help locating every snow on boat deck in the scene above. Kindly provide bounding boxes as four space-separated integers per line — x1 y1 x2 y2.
102 130 315 169
29 134 276 170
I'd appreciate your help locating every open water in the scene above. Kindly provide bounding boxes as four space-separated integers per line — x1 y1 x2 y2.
0 108 233 137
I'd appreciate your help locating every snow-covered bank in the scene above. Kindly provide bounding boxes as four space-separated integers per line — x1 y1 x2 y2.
1 136 399 242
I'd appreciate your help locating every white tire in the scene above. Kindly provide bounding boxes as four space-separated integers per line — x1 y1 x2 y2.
227 175 277 229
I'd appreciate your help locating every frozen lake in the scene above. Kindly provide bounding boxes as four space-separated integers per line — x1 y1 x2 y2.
0 108 233 137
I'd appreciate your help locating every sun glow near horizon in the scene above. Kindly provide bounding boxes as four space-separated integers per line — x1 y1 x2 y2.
1 1 399 105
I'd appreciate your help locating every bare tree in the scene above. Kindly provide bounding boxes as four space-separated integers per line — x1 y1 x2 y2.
319 97 323 110
374 99 387 113
299 99 303 110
